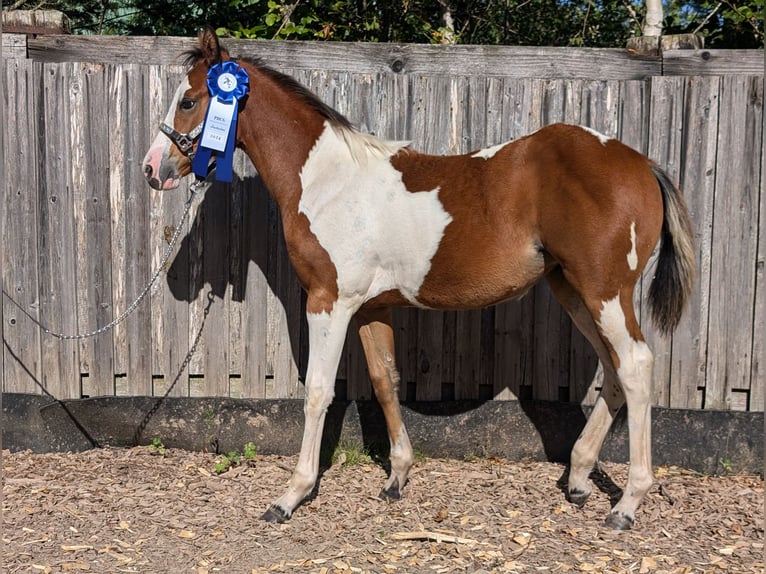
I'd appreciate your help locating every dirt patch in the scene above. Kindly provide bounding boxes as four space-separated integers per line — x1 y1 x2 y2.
3 447 763 573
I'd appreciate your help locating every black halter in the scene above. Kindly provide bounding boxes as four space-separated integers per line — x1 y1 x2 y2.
159 121 204 160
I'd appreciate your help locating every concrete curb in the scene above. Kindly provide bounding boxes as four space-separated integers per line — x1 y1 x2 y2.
2 393 762 475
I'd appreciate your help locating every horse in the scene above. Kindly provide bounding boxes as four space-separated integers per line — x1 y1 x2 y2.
143 27 695 530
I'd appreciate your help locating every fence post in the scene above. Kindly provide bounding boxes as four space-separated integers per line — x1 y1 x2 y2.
627 34 703 58
1 9 70 36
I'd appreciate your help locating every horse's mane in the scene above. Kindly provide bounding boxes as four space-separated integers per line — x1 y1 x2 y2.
183 48 408 163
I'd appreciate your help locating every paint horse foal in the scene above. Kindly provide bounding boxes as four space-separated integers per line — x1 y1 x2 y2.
143 29 695 530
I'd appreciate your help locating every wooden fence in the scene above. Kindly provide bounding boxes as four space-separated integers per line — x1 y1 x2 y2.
1 34 763 412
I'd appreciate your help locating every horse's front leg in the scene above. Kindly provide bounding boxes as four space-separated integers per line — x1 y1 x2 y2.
261 302 354 523
356 306 413 500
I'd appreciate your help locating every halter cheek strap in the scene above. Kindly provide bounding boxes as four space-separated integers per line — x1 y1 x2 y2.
159 121 204 160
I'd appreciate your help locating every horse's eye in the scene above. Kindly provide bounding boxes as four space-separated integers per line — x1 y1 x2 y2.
179 98 196 111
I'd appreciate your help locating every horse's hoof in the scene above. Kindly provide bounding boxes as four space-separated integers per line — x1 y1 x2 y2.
379 478 401 501
567 488 590 507
604 511 634 530
261 505 290 523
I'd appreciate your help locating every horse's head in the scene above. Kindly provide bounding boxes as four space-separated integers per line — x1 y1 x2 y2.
142 27 228 190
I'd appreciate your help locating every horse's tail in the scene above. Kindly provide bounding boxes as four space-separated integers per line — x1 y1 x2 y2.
647 163 696 335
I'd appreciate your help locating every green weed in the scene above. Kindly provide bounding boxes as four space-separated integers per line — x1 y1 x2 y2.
147 437 166 457
213 443 258 474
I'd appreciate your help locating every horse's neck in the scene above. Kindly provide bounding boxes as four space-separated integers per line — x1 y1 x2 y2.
237 69 326 211
235 65 408 216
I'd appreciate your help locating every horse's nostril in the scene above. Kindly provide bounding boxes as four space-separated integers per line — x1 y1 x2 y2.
144 164 153 178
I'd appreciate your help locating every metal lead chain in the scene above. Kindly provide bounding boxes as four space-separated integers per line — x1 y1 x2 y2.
4 180 210 340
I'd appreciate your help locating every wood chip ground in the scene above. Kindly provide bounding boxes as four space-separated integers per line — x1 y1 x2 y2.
3 448 763 573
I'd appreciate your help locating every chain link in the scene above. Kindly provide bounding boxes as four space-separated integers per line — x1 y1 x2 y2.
3 179 211 340
132 289 215 445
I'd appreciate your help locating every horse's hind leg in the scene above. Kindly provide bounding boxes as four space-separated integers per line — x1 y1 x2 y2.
547 269 625 505
591 288 655 529
549 270 655 529
356 306 413 500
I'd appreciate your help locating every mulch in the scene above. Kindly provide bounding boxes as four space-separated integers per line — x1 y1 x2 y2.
3 447 763 573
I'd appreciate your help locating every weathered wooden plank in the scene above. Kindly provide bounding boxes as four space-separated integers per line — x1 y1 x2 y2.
493 299 534 400
416 311 444 401
441 312 457 392
265 198 302 399
120 63 154 396
705 76 763 409
645 76 687 408
226 150 247 384
106 64 129 386
236 170 270 398
186 186 206 380
201 181 232 397
69 63 89 393
376 72 411 141
618 80 650 156
346 324 371 400
392 308 419 401
668 77 720 409
533 281 570 401
2 58 43 394
2 33 27 59
455 310 483 399
78 62 116 397
663 50 764 77
148 65 190 397
0 61 4 394
37 62 79 399
27 35 662 80
751 109 765 412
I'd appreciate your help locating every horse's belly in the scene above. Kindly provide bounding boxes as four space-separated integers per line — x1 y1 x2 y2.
413 239 547 310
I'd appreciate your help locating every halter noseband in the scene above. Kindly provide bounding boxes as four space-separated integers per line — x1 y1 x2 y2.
159 121 204 160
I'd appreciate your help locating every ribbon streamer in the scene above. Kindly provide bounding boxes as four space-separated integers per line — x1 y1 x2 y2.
192 61 249 182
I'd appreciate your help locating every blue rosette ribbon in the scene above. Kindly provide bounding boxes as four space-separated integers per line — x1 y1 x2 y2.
192 60 250 182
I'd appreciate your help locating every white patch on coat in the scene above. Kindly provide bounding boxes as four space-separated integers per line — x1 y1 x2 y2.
299 122 453 306
145 77 192 161
597 295 653 388
304 307 353 410
165 77 191 125
596 295 655 520
627 221 638 271
271 304 354 514
581 126 610 145
471 141 509 160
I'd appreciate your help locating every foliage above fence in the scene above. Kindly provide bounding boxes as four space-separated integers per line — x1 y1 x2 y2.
1 35 763 413
3 0 764 48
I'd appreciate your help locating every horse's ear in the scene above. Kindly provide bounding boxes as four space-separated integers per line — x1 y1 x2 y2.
199 25 225 63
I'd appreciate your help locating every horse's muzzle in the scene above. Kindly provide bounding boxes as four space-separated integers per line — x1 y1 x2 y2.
143 151 181 191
